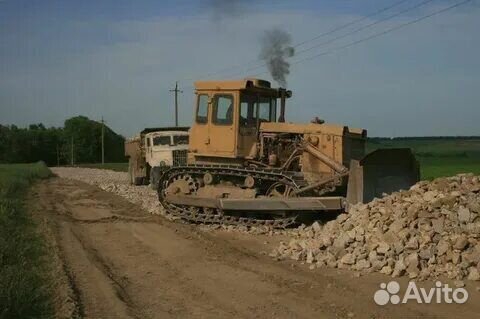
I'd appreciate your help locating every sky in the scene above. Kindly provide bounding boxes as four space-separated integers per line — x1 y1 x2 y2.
0 0 479 137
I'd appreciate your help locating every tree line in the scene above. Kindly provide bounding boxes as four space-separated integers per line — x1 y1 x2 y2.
0 116 126 165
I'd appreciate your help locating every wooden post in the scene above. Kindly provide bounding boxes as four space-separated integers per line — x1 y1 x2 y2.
101 116 105 165
70 136 74 166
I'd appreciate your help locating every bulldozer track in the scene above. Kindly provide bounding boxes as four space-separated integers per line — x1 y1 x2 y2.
158 165 309 228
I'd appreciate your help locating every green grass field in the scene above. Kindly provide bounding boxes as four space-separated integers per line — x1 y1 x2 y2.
0 162 54 318
367 137 480 180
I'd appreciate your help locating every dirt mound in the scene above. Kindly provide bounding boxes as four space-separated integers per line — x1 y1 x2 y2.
271 174 480 281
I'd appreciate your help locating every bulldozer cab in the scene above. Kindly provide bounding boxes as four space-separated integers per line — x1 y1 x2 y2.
190 79 284 161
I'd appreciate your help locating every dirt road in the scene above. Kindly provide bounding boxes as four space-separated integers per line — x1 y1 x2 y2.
30 177 479 319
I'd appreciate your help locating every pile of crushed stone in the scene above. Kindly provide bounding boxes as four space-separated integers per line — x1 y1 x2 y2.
271 174 480 281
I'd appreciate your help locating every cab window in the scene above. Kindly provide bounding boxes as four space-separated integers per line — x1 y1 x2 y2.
196 94 209 124
240 94 276 127
240 95 257 127
153 136 171 146
173 135 189 145
258 102 270 122
213 95 233 125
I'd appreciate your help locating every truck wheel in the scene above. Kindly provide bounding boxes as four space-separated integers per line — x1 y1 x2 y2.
134 177 144 186
128 161 134 185
150 167 162 190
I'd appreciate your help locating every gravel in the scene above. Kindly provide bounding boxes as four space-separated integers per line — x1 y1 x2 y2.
51 167 173 219
270 174 480 281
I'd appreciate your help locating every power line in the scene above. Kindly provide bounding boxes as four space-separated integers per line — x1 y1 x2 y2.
179 0 414 82
293 0 473 66
294 0 435 56
247 0 473 79
182 0 472 87
293 0 411 48
220 0 437 80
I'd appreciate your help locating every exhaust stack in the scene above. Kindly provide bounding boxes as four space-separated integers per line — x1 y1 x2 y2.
277 88 291 123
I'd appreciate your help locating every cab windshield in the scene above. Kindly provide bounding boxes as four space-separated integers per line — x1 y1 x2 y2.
240 93 277 127
152 136 171 146
173 135 189 145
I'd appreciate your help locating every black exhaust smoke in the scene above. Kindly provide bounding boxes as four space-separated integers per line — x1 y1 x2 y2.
259 28 295 88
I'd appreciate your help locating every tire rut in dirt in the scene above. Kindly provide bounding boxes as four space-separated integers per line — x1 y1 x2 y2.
69 226 147 319
53 223 85 319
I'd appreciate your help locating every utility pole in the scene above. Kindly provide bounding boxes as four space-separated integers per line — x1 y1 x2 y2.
101 116 105 165
70 136 74 166
56 144 60 166
169 81 183 127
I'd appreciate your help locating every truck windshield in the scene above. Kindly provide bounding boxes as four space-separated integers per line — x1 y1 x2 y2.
173 135 189 145
153 136 171 146
240 94 277 127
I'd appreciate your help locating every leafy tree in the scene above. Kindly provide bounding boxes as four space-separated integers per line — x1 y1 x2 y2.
0 116 126 165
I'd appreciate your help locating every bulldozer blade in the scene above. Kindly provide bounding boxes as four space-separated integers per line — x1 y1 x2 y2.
346 148 419 205
166 195 346 212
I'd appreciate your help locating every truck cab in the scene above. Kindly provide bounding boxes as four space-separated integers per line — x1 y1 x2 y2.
125 127 189 187
144 131 189 168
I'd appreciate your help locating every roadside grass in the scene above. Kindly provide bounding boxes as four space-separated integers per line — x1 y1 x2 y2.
0 162 54 318
68 162 128 172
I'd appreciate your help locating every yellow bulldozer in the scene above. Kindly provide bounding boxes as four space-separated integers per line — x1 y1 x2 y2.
158 78 419 227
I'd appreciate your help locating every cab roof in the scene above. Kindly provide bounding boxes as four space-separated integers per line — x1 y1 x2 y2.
145 131 189 137
194 78 275 91
141 127 189 135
